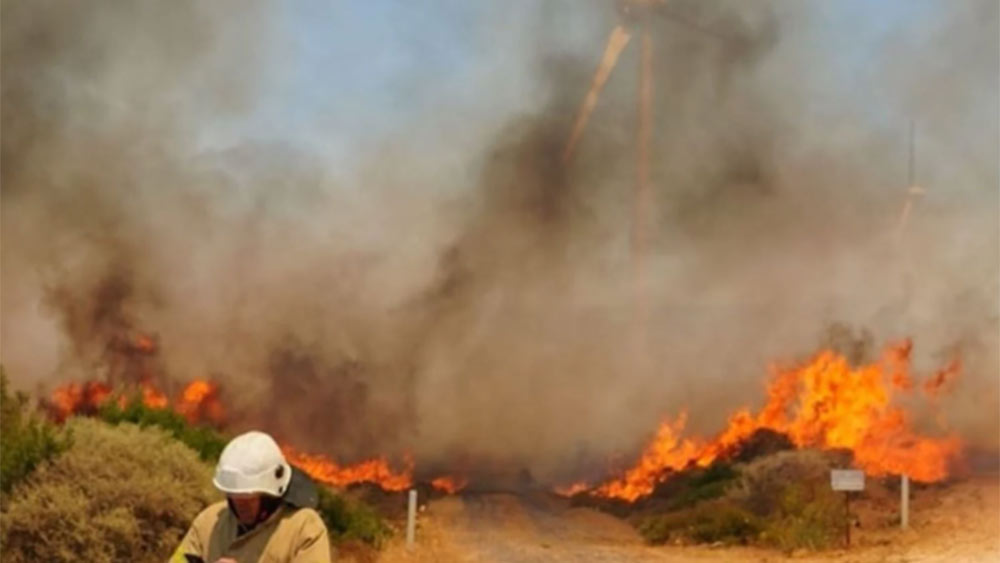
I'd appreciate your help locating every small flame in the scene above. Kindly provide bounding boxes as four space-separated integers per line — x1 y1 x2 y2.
50 381 113 422
133 334 157 354
554 481 589 497
175 380 225 425
431 475 468 495
924 357 961 398
141 380 169 409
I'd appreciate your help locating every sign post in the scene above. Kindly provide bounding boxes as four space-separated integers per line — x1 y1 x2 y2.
406 489 417 549
901 475 910 529
831 469 865 548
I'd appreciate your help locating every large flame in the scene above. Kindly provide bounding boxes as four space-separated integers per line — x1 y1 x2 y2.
581 341 963 502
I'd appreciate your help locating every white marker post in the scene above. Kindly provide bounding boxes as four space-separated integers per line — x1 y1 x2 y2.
831 469 865 548
406 489 417 549
901 475 910 529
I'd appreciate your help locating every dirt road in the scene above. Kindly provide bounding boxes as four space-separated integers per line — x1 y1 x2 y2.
376 476 1000 563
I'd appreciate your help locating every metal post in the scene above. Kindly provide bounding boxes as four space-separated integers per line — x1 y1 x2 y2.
406 489 417 549
631 26 653 378
845 491 851 548
633 26 653 294
901 475 910 529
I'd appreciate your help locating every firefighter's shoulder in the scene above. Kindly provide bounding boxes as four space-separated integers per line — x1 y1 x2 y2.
191 500 230 528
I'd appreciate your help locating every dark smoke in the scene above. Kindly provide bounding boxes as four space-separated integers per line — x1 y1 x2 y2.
2 0 997 483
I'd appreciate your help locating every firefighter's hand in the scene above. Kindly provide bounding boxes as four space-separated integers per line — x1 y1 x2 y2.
214 559 238 563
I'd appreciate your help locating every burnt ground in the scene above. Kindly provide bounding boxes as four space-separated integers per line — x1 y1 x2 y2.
368 474 999 563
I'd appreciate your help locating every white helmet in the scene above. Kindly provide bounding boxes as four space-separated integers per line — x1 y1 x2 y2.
213 431 292 497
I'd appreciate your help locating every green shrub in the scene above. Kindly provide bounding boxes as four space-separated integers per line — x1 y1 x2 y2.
638 500 761 545
96 398 226 462
0 370 71 503
0 418 219 563
317 486 393 548
661 462 739 511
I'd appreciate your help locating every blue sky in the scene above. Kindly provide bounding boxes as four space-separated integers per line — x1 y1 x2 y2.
199 1 953 165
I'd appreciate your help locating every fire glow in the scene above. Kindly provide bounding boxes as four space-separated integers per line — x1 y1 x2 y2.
46 333 961 501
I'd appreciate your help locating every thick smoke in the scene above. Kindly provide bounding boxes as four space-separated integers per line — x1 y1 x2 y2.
2 0 997 483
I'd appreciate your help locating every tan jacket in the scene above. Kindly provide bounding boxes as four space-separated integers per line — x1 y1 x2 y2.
170 501 331 563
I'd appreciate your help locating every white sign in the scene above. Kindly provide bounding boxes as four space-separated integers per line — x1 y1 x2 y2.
830 469 865 491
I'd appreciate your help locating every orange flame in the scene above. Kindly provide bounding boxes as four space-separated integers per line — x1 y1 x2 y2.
431 475 469 495
141 380 169 409
133 334 157 354
175 380 226 426
282 446 414 492
49 377 224 426
50 381 113 422
924 357 961 398
589 342 963 501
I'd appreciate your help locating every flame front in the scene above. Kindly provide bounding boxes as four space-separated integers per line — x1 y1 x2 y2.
587 342 963 502
47 377 459 495
282 447 414 492
50 377 224 426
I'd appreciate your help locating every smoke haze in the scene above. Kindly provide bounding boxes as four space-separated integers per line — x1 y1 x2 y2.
2 0 997 482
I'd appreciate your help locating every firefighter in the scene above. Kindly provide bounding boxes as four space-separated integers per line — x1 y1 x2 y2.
170 430 331 563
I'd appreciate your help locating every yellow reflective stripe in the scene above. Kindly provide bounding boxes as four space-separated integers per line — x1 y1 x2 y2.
169 547 197 563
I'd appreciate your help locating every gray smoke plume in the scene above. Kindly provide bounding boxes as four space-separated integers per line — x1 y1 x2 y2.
2 0 996 484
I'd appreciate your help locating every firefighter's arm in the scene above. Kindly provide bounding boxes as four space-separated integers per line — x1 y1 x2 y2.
291 508 333 562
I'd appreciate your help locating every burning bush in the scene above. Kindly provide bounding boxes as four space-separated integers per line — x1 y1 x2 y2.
0 418 218 563
0 370 70 505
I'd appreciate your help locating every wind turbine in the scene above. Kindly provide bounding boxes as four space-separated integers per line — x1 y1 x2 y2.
894 119 925 531
896 120 925 239
561 1 734 360
563 1 736 285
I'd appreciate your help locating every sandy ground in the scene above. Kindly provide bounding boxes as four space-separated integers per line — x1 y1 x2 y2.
371 475 999 563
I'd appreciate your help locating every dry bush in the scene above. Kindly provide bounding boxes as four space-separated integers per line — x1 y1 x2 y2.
0 417 219 563
729 449 846 551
